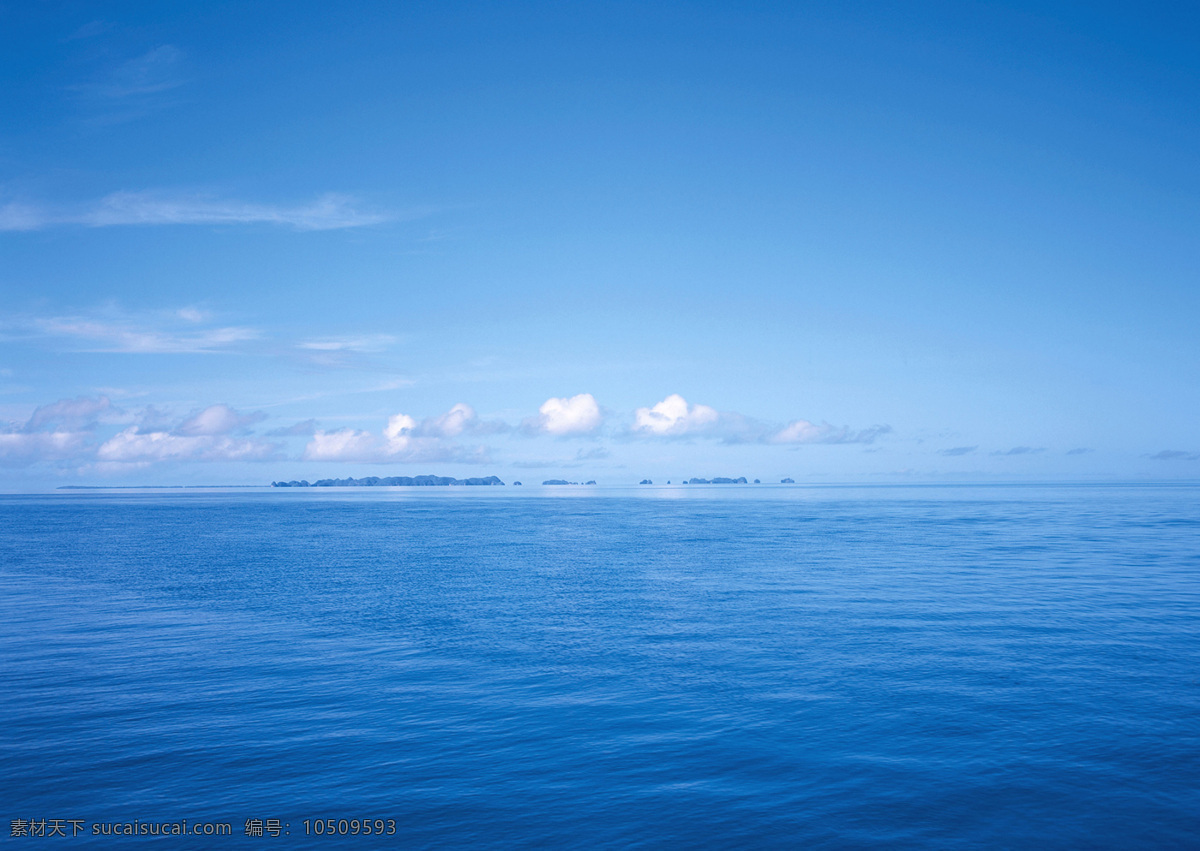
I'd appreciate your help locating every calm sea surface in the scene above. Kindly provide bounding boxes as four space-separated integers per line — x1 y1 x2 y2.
1 484 1198 848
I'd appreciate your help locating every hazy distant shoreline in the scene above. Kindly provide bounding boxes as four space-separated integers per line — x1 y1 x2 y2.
272 475 506 487
58 476 801 490
58 485 260 490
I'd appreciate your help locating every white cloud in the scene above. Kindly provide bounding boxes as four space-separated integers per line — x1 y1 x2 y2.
92 403 277 463
770 420 824 444
24 395 121 431
769 420 890 445
0 395 119 465
382 414 417 450
630 394 890 446
388 403 507 442
175 404 265 436
424 403 474 437
96 428 277 463
0 395 280 468
523 394 603 436
633 394 719 436
176 307 209 323
413 402 497 438
303 427 488 464
303 428 379 462
0 431 91 464
302 403 496 463
0 191 388 232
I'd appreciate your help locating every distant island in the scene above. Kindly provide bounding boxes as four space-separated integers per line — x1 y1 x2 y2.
272 475 504 487
542 480 597 485
685 477 748 484
781 478 795 483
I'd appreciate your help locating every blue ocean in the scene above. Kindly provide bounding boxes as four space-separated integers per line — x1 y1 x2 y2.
2 484 1197 848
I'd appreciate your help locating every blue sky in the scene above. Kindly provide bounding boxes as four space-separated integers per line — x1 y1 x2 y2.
2 1 1198 488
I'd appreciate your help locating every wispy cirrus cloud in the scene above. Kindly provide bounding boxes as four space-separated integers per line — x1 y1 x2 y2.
65 44 188 125
32 315 258 354
76 45 185 102
0 203 50 231
64 20 112 41
292 335 407 370
990 446 1045 457
297 335 399 353
0 190 390 232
